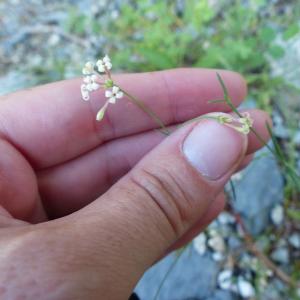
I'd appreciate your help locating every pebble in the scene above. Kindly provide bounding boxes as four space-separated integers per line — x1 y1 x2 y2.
218 212 236 225
218 269 233 290
271 247 290 264
237 277 255 298
208 233 226 253
293 131 300 146
212 252 224 262
288 232 300 249
227 236 242 250
270 204 284 225
193 233 207 255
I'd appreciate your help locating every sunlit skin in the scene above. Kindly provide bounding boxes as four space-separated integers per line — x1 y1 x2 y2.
0 69 270 299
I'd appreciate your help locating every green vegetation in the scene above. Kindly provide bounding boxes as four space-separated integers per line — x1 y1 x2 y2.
62 0 300 110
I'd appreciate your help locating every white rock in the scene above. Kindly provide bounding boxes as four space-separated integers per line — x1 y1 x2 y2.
288 233 300 249
231 172 243 181
218 212 235 225
237 277 255 298
271 247 290 264
212 252 224 261
208 234 226 253
193 233 207 255
217 269 233 290
270 204 284 225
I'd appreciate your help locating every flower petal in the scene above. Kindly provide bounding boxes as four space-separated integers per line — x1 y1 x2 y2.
105 62 112 70
103 55 110 63
105 90 113 98
112 86 119 94
116 91 123 99
81 84 90 101
109 96 116 104
91 83 100 90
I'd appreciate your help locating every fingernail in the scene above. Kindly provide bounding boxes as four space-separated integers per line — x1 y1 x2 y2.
183 117 246 180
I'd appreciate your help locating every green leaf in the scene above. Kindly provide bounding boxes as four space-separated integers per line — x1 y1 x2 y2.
259 27 276 43
283 24 300 40
140 48 175 69
287 209 300 221
268 45 285 59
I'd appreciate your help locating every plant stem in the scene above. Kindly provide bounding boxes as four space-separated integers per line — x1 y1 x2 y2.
120 88 171 136
153 247 187 300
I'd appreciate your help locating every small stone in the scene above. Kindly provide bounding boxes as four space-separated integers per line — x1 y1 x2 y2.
228 236 242 250
218 212 235 225
237 277 255 298
218 269 233 290
293 131 300 146
230 147 284 235
208 220 219 230
48 34 60 46
270 204 284 225
273 124 290 139
288 233 300 249
208 234 226 253
212 252 224 262
271 247 290 264
193 233 207 255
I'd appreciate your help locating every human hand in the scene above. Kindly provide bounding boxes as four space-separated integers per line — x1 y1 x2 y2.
0 69 270 299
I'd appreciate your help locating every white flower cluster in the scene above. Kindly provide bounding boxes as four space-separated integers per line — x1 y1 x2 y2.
80 55 124 121
96 55 112 73
81 74 100 101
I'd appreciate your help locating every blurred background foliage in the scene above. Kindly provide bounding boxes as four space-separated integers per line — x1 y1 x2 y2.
66 0 298 110
1 0 300 111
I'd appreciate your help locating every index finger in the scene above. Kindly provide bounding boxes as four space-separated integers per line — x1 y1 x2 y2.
0 68 247 169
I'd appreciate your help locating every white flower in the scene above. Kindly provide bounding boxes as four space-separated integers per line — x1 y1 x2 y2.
82 61 95 75
96 55 112 73
81 84 90 101
81 75 100 101
83 75 100 92
105 86 123 103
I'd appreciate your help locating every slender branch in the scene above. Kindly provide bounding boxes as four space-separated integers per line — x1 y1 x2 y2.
233 212 300 288
120 88 171 136
153 247 187 300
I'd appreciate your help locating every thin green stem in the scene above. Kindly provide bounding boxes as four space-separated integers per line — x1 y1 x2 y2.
217 73 300 193
217 73 275 154
120 88 171 136
153 247 187 300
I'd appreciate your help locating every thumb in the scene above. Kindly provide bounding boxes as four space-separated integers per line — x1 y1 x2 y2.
72 114 248 297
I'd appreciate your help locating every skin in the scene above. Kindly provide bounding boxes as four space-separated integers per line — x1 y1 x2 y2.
0 68 270 300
